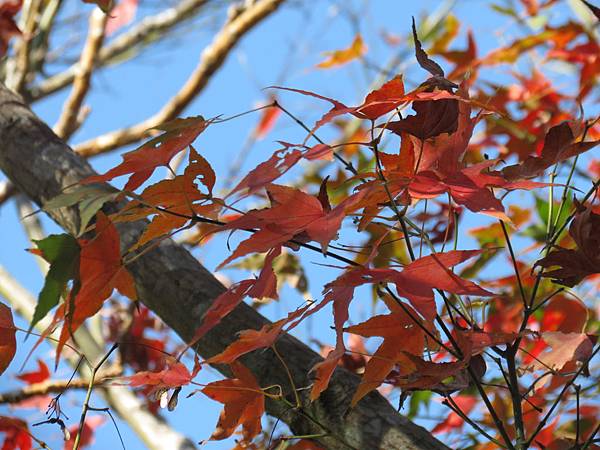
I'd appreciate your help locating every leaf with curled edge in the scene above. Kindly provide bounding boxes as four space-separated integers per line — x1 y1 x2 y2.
124 362 196 389
202 362 264 443
227 142 333 199
228 145 303 198
386 95 459 140
355 75 405 120
531 332 594 372
411 17 445 77
0 303 16 377
83 116 211 191
502 121 599 181
535 202 600 286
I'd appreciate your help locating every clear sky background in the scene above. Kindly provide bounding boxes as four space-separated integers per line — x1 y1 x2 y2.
0 0 592 449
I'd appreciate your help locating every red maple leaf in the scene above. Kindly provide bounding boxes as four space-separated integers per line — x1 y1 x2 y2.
64 416 105 450
105 0 138 35
0 1 22 58
253 97 281 139
119 145 218 249
530 332 594 372
206 304 311 365
0 416 31 450
345 310 425 405
16 359 50 385
189 246 281 345
126 361 195 389
0 302 16 377
502 121 599 181
83 116 211 191
432 395 478 434
218 184 366 267
227 142 334 199
310 250 492 400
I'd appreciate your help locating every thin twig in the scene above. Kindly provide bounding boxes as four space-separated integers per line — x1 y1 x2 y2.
74 0 286 157
29 0 210 101
53 8 108 140
0 369 119 404
73 343 119 450
445 395 505 448
525 345 600 448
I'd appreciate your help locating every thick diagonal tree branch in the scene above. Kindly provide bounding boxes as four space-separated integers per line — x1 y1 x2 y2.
0 85 449 450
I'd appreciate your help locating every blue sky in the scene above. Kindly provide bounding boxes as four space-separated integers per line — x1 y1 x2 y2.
0 0 592 448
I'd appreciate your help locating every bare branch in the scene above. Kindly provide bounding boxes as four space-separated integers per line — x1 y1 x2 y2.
4 0 43 93
74 0 286 157
29 0 211 101
53 8 108 140
0 370 119 405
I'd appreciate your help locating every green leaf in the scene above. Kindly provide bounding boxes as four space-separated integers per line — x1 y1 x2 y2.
534 195 573 229
44 184 119 236
29 234 80 331
490 4 518 18
408 390 432 419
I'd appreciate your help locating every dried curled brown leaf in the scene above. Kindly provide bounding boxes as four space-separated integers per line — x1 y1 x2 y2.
535 201 600 286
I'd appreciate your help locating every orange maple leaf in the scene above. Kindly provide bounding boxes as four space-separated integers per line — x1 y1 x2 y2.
317 34 366 69
345 310 425 406
202 362 264 443
83 116 211 191
55 212 136 363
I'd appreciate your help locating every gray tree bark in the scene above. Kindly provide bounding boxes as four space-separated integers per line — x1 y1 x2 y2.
0 84 449 450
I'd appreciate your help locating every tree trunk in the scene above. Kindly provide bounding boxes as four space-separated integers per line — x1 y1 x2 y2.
0 84 449 450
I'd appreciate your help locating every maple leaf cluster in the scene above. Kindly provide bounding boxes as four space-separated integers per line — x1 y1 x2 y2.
2 2 600 449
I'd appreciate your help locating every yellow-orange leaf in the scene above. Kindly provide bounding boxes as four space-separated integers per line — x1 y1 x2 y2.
317 34 366 69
